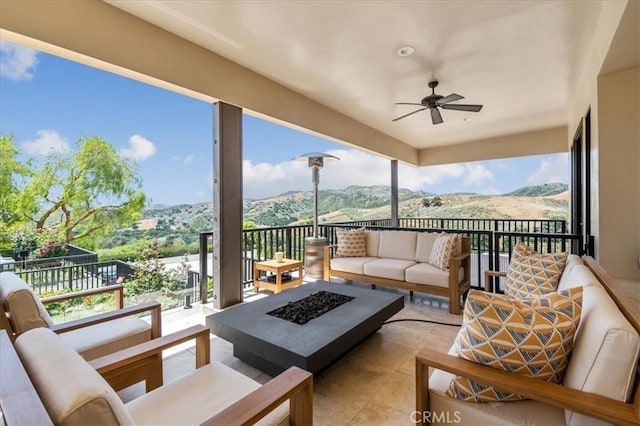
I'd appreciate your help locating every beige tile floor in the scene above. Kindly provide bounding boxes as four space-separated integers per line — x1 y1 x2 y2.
119 282 462 425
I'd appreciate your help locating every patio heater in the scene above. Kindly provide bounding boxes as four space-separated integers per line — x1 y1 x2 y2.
294 152 339 279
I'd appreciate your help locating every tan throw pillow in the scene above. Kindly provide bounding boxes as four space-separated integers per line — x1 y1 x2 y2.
428 233 458 270
504 241 568 299
335 227 366 257
446 287 583 402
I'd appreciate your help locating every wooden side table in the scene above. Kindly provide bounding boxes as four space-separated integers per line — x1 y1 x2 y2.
254 258 303 294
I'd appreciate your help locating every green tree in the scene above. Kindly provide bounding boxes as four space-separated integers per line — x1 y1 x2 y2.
17 136 147 249
0 135 31 233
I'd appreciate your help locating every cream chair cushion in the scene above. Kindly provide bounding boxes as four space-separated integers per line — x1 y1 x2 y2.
561 285 640 426
405 263 465 288
15 327 134 426
363 258 416 281
0 271 53 334
126 362 288 426
330 257 377 275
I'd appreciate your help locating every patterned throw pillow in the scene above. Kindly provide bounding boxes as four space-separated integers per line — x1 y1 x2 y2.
335 227 367 257
446 287 583 402
428 233 459 270
504 241 568 299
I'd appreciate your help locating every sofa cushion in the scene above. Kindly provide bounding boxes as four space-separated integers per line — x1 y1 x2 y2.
335 227 366 257
15 327 134 425
405 263 465 288
504 242 567 299
58 316 152 361
429 367 566 425
330 257 378 275
0 271 53 334
557 255 584 290
126 362 288 426
363 258 416 281
365 230 380 257
428 233 459 270
557 264 603 292
561 285 640 426
414 232 441 263
377 231 417 261
447 287 583 402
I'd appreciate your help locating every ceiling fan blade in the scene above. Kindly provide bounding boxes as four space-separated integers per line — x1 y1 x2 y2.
440 103 483 112
392 107 427 121
431 108 443 125
395 102 424 106
437 93 464 105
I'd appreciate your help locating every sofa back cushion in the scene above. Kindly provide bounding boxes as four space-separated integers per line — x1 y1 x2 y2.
0 271 53 334
15 327 135 426
558 264 603 292
561 285 640 425
377 231 417 261
365 230 380 257
414 232 441 263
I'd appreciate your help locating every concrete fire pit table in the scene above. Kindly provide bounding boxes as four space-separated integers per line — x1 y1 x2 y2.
206 281 404 376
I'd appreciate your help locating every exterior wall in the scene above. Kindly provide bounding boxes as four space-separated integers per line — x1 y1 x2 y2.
418 126 567 166
596 67 640 279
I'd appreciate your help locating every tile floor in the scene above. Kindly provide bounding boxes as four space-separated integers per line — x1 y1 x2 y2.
119 282 463 425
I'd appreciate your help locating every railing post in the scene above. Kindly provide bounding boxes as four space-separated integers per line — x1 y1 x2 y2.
286 227 293 259
199 232 209 304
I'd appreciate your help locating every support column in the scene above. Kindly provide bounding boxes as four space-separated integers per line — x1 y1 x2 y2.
391 159 399 227
212 102 243 308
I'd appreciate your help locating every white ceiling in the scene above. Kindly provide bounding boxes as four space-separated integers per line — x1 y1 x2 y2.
108 0 603 149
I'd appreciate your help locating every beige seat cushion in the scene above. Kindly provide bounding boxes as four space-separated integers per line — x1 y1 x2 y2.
562 285 640 426
405 263 465 288
429 365 566 426
15 327 134 425
377 231 417 261
363 258 416 281
126 362 288 426
330 257 378 275
0 271 53 334
59 316 152 361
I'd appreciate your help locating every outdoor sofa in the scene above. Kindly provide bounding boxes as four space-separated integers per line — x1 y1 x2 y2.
324 229 471 314
416 254 640 425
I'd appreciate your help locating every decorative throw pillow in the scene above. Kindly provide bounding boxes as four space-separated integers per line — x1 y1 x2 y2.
504 241 568 299
446 287 583 402
428 233 458 270
335 227 366 257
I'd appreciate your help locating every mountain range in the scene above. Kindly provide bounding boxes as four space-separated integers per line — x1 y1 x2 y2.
138 183 568 230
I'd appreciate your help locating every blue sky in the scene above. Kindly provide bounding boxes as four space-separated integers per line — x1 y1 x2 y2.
0 41 568 205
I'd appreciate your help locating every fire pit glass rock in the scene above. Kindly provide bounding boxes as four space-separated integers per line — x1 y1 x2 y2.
267 290 355 325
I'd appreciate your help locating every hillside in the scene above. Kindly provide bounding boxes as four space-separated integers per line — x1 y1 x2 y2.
132 183 569 230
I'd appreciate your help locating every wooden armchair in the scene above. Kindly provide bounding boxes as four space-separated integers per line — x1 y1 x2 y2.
1 326 314 425
0 271 161 391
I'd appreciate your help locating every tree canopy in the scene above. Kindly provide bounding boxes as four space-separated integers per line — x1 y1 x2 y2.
0 135 31 232
6 135 147 249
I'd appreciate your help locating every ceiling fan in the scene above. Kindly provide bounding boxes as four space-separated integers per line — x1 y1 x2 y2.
393 80 483 125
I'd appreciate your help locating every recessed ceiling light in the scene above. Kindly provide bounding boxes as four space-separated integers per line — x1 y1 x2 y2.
397 46 415 57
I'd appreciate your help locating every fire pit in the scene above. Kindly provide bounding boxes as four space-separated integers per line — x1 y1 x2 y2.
267 291 355 325
206 281 404 375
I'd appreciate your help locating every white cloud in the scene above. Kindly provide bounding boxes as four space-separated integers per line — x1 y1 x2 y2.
119 134 156 161
243 148 471 198
462 163 494 186
183 154 194 165
527 153 569 185
21 130 70 155
0 41 38 81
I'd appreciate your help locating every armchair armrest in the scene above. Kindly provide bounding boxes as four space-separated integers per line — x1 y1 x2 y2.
42 284 125 309
415 347 639 426
202 366 313 426
49 301 162 339
484 270 506 292
449 252 469 263
89 324 210 392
